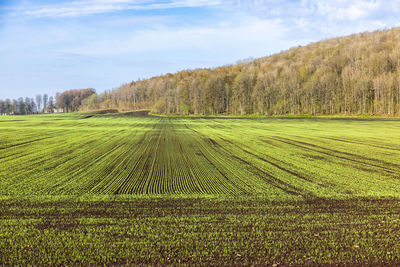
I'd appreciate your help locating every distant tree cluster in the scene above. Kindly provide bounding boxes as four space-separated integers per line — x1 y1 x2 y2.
0 94 55 115
0 89 94 115
55 88 96 113
81 27 400 116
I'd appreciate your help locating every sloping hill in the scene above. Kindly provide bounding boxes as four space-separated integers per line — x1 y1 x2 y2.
84 27 400 116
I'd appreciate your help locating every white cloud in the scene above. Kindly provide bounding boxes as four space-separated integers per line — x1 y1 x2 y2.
317 0 380 21
229 0 400 40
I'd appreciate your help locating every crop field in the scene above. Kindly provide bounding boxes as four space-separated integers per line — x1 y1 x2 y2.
1 113 400 265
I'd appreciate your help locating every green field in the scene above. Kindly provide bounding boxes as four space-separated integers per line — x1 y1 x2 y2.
1 114 400 265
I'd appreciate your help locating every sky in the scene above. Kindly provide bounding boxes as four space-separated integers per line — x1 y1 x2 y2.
1 0 400 99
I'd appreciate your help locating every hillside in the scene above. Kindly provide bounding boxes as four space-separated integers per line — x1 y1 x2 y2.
82 27 400 116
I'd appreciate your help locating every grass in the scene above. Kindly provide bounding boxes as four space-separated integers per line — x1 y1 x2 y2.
1 113 400 265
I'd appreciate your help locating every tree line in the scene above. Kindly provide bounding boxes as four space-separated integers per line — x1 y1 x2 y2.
0 95 54 115
81 27 400 116
3 28 400 116
0 88 95 115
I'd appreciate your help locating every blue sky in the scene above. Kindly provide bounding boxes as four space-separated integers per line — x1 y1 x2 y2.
1 0 400 99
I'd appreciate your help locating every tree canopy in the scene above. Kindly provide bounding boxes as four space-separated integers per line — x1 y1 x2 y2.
82 28 400 116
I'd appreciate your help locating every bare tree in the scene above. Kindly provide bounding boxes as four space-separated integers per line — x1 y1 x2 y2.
35 94 42 113
43 94 48 113
48 96 54 113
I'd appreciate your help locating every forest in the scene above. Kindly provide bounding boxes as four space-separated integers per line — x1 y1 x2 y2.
2 28 400 116
82 27 400 116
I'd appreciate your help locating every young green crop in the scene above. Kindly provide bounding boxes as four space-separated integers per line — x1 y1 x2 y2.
1 195 400 265
1 114 400 198
2 114 400 265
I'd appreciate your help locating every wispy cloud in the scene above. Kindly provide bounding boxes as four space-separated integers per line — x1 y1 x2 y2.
18 0 221 18
65 15 289 57
230 0 400 37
